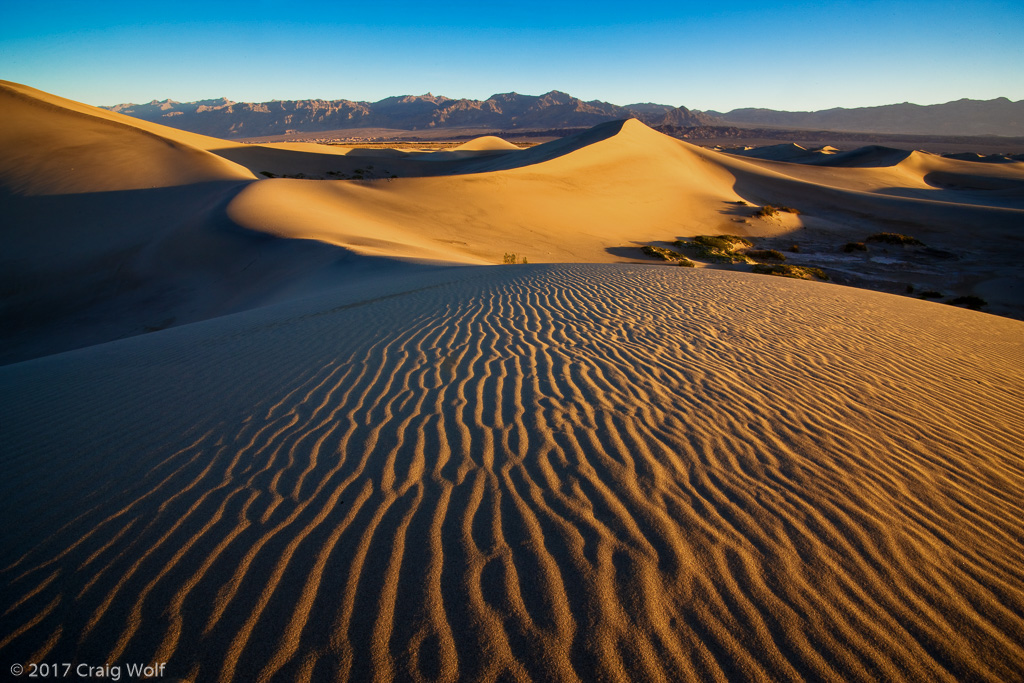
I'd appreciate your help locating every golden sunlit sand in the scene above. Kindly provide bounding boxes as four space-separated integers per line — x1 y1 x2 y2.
2 80 1024 681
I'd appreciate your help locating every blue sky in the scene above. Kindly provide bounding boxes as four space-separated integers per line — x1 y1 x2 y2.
2 1 1022 111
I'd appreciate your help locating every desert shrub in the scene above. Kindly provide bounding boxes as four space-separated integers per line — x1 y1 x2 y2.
641 245 695 266
745 249 786 261
259 171 278 178
789 244 801 253
948 295 987 310
754 204 801 218
673 235 752 263
906 284 915 293
503 252 517 264
694 235 753 250
843 242 867 252
918 290 943 299
752 264 829 281
866 232 924 246
733 200 749 206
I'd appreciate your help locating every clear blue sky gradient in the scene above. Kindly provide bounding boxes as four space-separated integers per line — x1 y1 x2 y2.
2 1 1022 111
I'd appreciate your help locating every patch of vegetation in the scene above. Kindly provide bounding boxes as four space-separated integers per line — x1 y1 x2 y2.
694 235 752 250
918 290 943 299
754 204 801 218
843 242 867 252
789 244 801 253
732 200 749 206
673 235 752 263
502 252 528 264
744 249 786 261
948 295 987 310
866 232 924 246
261 171 318 179
641 245 695 266
752 264 829 281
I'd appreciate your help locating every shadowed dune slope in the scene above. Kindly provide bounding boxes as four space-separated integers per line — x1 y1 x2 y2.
0 82 355 365
0 81 255 195
2 265 1023 682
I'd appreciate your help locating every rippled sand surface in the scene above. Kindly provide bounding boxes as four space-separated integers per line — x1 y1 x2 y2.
3 265 1023 682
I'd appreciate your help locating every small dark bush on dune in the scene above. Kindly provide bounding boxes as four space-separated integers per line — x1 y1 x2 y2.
789 244 801 253
745 249 786 261
752 264 829 281
843 242 867 253
948 295 987 310
918 290 943 299
754 204 801 218
641 245 695 266
866 232 924 246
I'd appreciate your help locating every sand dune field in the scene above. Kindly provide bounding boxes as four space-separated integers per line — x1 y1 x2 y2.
3 265 1024 681
2 81 1024 681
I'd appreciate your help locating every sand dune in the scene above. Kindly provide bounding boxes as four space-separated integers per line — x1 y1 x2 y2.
731 143 819 162
0 83 358 364
2 265 1023 682
4 79 1024 361
0 81 254 195
451 135 521 151
225 120 746 264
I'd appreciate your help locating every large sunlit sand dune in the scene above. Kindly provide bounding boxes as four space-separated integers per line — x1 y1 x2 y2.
2 265 1023 682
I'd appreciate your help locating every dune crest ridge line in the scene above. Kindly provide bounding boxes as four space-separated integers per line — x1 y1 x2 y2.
2 265 1023 682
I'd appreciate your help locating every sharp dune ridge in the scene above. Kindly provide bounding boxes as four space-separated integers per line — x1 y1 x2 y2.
2 266 1024 681
3 82 1024 682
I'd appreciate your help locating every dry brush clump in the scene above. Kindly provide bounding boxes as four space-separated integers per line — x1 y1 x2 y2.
866 232 924 246
752 264 829 281
641 245 695 267
673 235 752 264
754 204 801 218
744 249 786 261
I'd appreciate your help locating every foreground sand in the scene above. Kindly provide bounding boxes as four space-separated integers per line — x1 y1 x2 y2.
2 264 1023 682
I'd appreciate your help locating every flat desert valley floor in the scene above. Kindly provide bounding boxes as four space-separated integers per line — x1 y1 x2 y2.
2 80 1024 681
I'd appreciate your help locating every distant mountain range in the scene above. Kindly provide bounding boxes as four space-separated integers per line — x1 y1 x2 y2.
709 98 1024 137
102 91 717 139
103 92 1023 139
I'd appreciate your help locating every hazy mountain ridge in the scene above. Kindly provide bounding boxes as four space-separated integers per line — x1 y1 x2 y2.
709 97 1024 136
102 91 719 138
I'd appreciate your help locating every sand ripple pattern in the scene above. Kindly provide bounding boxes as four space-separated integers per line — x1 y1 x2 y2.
2 265 1023 682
